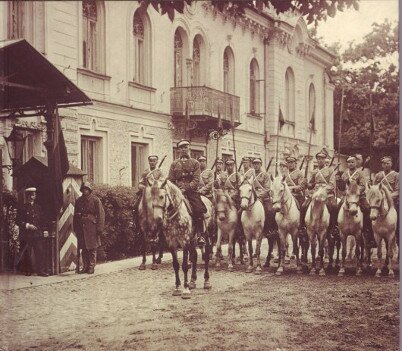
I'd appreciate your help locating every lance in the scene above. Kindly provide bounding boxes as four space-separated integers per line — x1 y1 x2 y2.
329 156 335 168
210 157 218 170
237 159 243 172
230 103 239 187
362 156 371 172
266 156 274 172
299 155 306 171
158 155 167 168
337 88 345 167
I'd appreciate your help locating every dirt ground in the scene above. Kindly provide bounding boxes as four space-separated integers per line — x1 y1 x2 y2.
0 256 399 351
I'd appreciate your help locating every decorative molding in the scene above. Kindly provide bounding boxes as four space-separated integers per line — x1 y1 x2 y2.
77 67 111 81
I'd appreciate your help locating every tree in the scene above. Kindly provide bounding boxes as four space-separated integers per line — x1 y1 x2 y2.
139 0 359 25
329 20 399 154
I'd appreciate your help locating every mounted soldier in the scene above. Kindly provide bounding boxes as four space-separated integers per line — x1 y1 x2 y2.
374 155 399 248
215 158 224 178
279 160 288 177
355 153 371 185
216 159 242 206
301 149 338 235
341 155 375 248
240 156 255 182
168 140 208 246
285 156 306 229
198 156 214 201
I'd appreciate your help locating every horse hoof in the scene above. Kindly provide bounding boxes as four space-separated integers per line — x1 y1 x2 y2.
356 269 362 276
273 257 279 264
228 265 234 272
275 270 282 276
172 288 182 296
245 266 253 273
297 267 303 274
204 280 212 290
310 269 316 275
319 269 326 276
215 262 221 270
285 258 290 265
138 264 146 270
189 281 196 290
181 289 191 299
255 266 262 275
338 270 344 277
375 269 382 278
151 263 158 270
388 270 395 278
155 258 162 264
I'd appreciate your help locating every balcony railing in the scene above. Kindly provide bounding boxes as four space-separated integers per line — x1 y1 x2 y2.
170 86 240 125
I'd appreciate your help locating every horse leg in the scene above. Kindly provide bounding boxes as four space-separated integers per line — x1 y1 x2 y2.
338 234 347 277
156 231 164 264
215 227 222 269
328 235 334 270
355 234 362 276
310 235 317 275
292 232 301 274
375 237 382 278
228 228 235 271
246 238 253 273
387 235 395 278
181 248 191 299
335 237 341 268
254 232 263 274
204 239 212 289
264 235 273 268
171 249 181 296
285 234 291 263
139 232 146 270
189 246 198 289
275 232 286 276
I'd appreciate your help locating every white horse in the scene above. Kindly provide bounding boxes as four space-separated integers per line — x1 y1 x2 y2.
214 189 239 271
337 180 364 277
271 176 301 275
305 186 330 276
367 183 398 278
149 178 213 298
239 178 265 273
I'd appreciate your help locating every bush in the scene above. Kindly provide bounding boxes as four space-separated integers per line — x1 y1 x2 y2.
92 184 142 262
2 189 19 268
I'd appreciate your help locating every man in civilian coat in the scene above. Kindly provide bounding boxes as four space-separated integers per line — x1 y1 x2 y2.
16 187 49 277
74 181 105 274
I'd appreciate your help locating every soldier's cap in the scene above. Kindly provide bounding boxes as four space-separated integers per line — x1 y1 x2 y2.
216 158 223 164
315 151 327 159
148 155 158 161
25 187 37 193
355 154 363 161
279 161 288 167
252 157 262 164
225 159 235 165
198 156 207 162
177 139 190 148
286 156 297 163
325 157 331 162
80 181 93 192
242 156 251 162
347 155 356 162
381 156 392 163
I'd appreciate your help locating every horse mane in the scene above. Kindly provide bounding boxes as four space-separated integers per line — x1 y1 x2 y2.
381 184 395 209
346 179 360 195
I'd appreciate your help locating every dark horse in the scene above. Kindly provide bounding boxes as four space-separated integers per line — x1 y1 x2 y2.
149 178 214 298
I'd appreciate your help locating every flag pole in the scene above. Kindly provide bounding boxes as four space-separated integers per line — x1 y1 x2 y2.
230 102 239 185
337 88 345 167
304 121 314 179
275 104 283 177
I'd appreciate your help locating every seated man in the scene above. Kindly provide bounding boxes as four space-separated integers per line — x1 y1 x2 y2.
240 156 255 181
301 150 338 235
198 156 214 202
168 140 207 246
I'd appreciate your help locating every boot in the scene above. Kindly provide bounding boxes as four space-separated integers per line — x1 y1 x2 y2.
194 218 206 247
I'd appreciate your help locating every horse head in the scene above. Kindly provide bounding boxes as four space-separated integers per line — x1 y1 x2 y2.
271 176 285 213
215 189 230 222
312 186 328 205
367 183 383 221
345 179 360 216
239 179 254 210
149 178 169 226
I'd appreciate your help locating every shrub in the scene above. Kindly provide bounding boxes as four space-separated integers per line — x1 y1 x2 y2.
2 189 19 268
92 184 142 262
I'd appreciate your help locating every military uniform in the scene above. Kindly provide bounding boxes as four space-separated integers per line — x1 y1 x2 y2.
199 168 214 201
16 189 49 276
217 170 241 207
74 182 105 274
240 167 255 182
285 169 306 208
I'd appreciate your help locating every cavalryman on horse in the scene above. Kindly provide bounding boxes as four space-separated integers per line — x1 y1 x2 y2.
240 156 255 181
168 140 208 246
198 156 214 202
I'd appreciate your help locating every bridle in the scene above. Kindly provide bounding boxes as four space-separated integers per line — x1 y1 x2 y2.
152 185 182 221
240 185 257 210
272 183 293 214
369 191 389 219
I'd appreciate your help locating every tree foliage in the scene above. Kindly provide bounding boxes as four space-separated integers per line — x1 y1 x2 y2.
329 20 399 153
139 0 359 25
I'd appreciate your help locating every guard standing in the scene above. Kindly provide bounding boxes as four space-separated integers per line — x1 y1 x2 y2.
168 140 207 246
74 182 105 274
16 187 49 277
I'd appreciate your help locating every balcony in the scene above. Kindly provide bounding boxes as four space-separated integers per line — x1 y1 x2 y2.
170 86 240 129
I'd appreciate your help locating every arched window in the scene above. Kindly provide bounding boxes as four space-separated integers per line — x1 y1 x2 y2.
82 0 105 73
132 9 150 85
223 47 235 94
174 30 183 87
250 59 260 114
285 67 295 123
193 38 200 85
308 83 316 130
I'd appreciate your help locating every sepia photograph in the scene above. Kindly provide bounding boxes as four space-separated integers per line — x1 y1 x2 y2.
0 0 399 350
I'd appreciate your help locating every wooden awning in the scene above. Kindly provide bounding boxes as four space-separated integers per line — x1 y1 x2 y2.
0 39 92 116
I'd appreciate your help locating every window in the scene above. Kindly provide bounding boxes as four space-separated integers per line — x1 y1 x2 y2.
193 38 200 86
132 9 151 85
174 30 183 87
81 136 102 184
82 0 105 72
131 143 146 187
308 83 316 130
250 59 260 114
285 67 295 123
223 47 235 94
172 147 204 160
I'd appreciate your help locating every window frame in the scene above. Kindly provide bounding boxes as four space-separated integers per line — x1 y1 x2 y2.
81 135 102 184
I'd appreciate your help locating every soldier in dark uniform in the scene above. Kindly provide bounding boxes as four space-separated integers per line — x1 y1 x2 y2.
168 140 207 246
74 182 105 274
302 150 338 234
16 187 49 277
198 156 214 201
285 156 306 227
374 156 400 248
341 155 375 247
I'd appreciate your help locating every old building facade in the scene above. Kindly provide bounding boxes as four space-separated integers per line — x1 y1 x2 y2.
1 1 335 189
